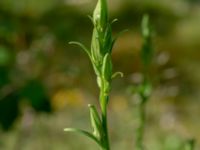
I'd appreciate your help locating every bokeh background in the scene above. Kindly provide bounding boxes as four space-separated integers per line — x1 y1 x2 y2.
0 0 200 149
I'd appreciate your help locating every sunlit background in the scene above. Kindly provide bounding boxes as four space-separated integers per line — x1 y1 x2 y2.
0 0 200 149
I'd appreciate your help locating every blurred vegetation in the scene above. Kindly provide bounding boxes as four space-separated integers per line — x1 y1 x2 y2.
0 0 200 149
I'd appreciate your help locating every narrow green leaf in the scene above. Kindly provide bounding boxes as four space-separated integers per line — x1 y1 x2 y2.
87 15 94 24
64 128 101 146
102 53 112 81
111 29 128 52
112 72 123 79
88 104 102 139
69 41 91 59
111 18 118 25
103 24 113 54
113 29 129 42
91 28 102 65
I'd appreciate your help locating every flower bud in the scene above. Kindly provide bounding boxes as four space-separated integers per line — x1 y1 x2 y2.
93 0 108 31
102 53 112 82
91 28 102 66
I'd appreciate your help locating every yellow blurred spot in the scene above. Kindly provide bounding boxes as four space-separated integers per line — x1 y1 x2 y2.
51 88 85 110
111 95 128 112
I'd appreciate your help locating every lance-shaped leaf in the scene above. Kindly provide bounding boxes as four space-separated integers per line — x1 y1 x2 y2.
112 71 123 79
92 63 101 78
88 104 102 139
91 28 102 65
93 0 108 30
102 53 112 82
111 18 118 25
69 41 91 60
103 24 113 54
110 29 128 53
64 128 101 146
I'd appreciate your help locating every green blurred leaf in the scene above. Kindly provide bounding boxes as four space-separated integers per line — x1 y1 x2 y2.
0 92 19 130
0 67 10 88
20 80 51 112
185 139 195 150
0 46 11 66
64 128 101 146
139 80 152 103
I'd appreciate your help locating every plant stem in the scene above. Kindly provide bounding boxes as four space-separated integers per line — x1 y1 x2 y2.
66 0 116 149
100 79 110 150
101 107 110 150
135 99 146 150
135 15 152 150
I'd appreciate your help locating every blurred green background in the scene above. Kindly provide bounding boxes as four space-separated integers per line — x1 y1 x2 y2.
0 0 200 149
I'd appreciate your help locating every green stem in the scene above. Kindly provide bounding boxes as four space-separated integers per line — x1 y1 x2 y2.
101 105 110 150
100 79 110 150
135 99 146 150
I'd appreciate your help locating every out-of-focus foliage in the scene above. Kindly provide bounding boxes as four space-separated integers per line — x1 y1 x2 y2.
0 92 19 130
0 0 200 149
20 80 51 112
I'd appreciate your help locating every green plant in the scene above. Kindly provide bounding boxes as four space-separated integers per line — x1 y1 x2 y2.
133 15 153 150
63 1 197 149
64 0 122 150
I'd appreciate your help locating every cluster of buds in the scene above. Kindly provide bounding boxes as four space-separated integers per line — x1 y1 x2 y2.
70 0 119 94
91 0 113 94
